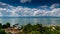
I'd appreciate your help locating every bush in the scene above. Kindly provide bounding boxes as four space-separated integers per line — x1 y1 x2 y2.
28 31 41 34
2 23 10 28
0 29 6 34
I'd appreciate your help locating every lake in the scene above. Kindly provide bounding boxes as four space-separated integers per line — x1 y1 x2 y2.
0 17 60 26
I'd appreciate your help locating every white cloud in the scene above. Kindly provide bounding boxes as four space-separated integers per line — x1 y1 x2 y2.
50 4 60 9
20 0 31 3
0 2 60 17
50 8 60 16
0 8 6 10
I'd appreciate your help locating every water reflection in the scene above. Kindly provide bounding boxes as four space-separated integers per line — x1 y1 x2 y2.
0 18 60 26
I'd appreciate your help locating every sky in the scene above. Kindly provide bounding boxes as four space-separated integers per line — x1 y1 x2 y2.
0 0 60 7
0 0 60 17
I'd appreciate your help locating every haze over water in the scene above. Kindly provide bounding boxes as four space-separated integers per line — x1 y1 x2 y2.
0 17 60 26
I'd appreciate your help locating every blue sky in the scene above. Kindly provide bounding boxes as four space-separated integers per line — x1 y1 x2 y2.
0 0 60 8
0 0 60 17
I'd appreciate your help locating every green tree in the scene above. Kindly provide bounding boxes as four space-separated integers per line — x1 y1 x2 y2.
33 23 44 34
0 23 2 29
23 23 33 34
0 29 6 34
2 24 6 28
2 23 10 28
6 23 10 27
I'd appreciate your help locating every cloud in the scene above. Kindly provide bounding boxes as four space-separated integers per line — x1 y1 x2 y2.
50 8 60 16
20 0 31 3
0 2 60 17
50 4 60 9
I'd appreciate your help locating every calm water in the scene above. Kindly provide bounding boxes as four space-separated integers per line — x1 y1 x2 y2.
0 18 60 26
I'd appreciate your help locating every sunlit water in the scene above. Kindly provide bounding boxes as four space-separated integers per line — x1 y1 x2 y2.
0 18 60 26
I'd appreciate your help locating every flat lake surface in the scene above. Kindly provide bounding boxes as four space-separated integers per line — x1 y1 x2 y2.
0 18 60 26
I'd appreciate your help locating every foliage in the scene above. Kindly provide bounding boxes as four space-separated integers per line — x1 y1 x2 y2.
23 23 60 34
1 23 60 34
2 23 10 28
28 31 41 34
0 23 2 29
18 32 25 34
23 23 33 33
0 29 6 34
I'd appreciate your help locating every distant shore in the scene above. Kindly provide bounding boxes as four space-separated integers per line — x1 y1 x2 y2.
0 16 60 18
